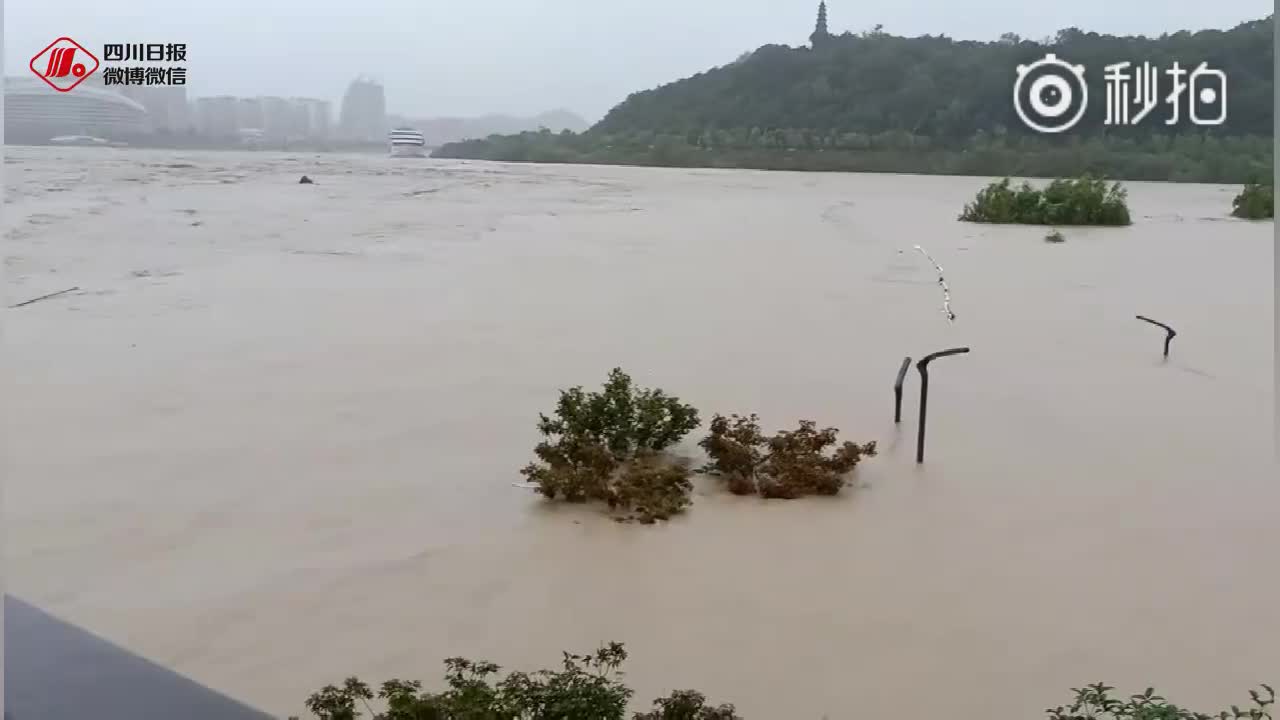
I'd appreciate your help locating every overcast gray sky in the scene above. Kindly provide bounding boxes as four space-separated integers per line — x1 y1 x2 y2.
4 0 1272 121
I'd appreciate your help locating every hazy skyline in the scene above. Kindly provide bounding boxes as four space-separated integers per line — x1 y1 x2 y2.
4 0 1272 122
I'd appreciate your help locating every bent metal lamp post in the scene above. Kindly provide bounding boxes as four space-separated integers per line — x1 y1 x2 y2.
916 347 971 464
894 356 912 424
1135 315 1177 358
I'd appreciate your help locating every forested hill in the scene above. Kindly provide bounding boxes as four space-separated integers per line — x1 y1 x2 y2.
433 11 1273 182
592 15 1273 142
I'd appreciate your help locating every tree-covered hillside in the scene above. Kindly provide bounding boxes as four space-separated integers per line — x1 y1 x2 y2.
434 7 1273 182
594 12 1273 142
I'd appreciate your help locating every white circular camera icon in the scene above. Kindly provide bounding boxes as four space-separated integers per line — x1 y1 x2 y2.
1013 54 1088 133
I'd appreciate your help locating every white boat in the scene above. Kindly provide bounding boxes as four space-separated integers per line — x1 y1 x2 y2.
388 127 427 158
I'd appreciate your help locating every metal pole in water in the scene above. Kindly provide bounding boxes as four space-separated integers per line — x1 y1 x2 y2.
916 347 971 463
1135 315 1177 358
894 356 912 423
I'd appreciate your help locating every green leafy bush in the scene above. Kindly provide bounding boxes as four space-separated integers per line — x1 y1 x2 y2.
698 414 877 499
521 368 700 523
960 176 1131 226
1048 682 1273 720
296 643 742 720
633 690 743 720
1231 182 1275 219
298 652 1271 720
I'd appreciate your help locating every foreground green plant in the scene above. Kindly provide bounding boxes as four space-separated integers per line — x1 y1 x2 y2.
297 648 1270 720
1048 682 1273 720
698 414 877 499
633 690 743 720
297 643 741 720
521 368 700 523
960 176 1131 226
1231 182 1274 219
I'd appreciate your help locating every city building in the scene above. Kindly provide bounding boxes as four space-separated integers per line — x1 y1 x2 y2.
6 73 356 145
338 76 387 141
237 97 265 132
306 99 332 138
194 95 239 138
290 98 331 139
3 75 149 143
260 96 293 139
118 85 189 133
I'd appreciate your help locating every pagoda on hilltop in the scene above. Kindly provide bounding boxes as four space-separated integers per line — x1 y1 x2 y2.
810 1 832 47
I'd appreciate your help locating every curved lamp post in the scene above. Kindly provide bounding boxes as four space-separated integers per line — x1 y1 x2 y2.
916 347 971 463
1135 315 1176 358
893 356 912 424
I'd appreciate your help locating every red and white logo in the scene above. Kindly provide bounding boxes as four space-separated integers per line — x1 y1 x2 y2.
29 37 99 92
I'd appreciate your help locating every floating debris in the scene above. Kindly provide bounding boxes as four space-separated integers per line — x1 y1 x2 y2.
9 287 79 308
914 245 956 323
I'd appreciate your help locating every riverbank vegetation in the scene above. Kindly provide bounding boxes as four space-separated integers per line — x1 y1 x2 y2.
1231 182 1275 219
959 177 1131 226
435 132 1273 185
434 12 1272 183
295 643 1273 720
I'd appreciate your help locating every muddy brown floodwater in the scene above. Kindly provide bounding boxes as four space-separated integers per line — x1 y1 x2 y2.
3 147 1276 719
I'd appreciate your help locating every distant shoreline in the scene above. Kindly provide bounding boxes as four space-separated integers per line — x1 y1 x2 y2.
431 136 1275 185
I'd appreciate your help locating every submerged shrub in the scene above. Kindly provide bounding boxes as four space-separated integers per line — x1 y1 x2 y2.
611 453 695 523
1232 182 1274 219
1045 229 1066 243
521 368 700 522
698 414 877 499
960 176 1131 226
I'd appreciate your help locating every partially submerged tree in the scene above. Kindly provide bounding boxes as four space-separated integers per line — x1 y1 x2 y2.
521 368 700 523
698 414 877 499
1232 182 1274 219
959 176 1131 226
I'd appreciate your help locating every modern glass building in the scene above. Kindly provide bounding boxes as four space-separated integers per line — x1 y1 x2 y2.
4 76 149 143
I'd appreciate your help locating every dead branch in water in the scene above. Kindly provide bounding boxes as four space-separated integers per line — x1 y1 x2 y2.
9 287 80 309
913 246 955 323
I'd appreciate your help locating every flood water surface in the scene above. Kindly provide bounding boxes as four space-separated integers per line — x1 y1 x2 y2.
4 148 1276 718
